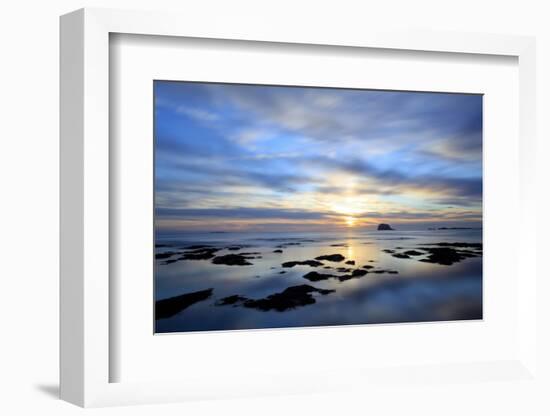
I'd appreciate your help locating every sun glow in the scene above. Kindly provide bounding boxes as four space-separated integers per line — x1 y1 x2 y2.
345 216 356 227
329 197 364 216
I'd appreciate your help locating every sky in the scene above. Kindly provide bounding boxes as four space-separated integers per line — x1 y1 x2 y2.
154 81 482 233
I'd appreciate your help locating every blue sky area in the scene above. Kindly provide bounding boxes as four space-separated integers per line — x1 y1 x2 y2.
155 81 482 232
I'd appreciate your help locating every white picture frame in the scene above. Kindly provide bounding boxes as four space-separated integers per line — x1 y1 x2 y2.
60 7 538 408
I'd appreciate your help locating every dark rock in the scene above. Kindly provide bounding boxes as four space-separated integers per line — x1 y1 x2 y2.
180 252 215 260
392 253 411 259
426 242 482 250
304 268 370 283
273 249 283 253
180 247 219 260
330 243 348 247
382 249 395 254
156 289 213 319
456 250 481 258
338 268 368 282
372 269 399 274
418 247 475 266
315 254 345 262
161 259 179 265
377 223 395 231
279 271 287 274
212 254 253 266
215 295 247 306
242 285 335 311
155 251 179 259
276 242 302 248
336 267 352 272
345 260 356 265
362 265 374 269
185 244 215 250
435 227 480 230
302 271 337 282
226 246 242 251
281 260 324 268
403 250 425 256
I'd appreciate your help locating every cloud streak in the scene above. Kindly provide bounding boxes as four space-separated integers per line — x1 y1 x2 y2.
154 81 482 231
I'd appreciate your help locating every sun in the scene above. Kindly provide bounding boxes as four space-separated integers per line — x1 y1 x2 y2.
345 216 356 227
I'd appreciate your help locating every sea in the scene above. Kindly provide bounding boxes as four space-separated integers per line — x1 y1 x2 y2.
154 228 482 333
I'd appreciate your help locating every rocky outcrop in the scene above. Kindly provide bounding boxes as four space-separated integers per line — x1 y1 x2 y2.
282 260 324 268
211 254 253 266
315 254 345 262
155 251 179 259
180 247 219 260
302 271 337 282
215 285 335 312
377 223 394 231
386 242 482 266
155 288 213 319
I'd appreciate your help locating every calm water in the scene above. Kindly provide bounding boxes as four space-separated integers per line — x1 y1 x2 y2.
155 229 482 333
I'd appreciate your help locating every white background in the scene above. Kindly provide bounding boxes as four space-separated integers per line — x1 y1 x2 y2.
1 1 549 415
112 34 519 383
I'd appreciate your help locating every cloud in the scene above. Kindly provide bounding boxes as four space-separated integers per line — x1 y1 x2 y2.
211 84 482 148
176 105 220 122
154 81 483 231
307 156 482 199
357 210 481 221
156 207 329 220
157 155 317 195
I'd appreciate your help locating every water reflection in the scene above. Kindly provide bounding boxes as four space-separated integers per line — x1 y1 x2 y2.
155 229 482 333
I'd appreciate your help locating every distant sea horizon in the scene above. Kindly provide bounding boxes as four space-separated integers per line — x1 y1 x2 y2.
155 226 483 245
156 224 482 236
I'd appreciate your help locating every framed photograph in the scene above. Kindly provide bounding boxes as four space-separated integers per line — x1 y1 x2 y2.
153 81 484 334
60 8 538 407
